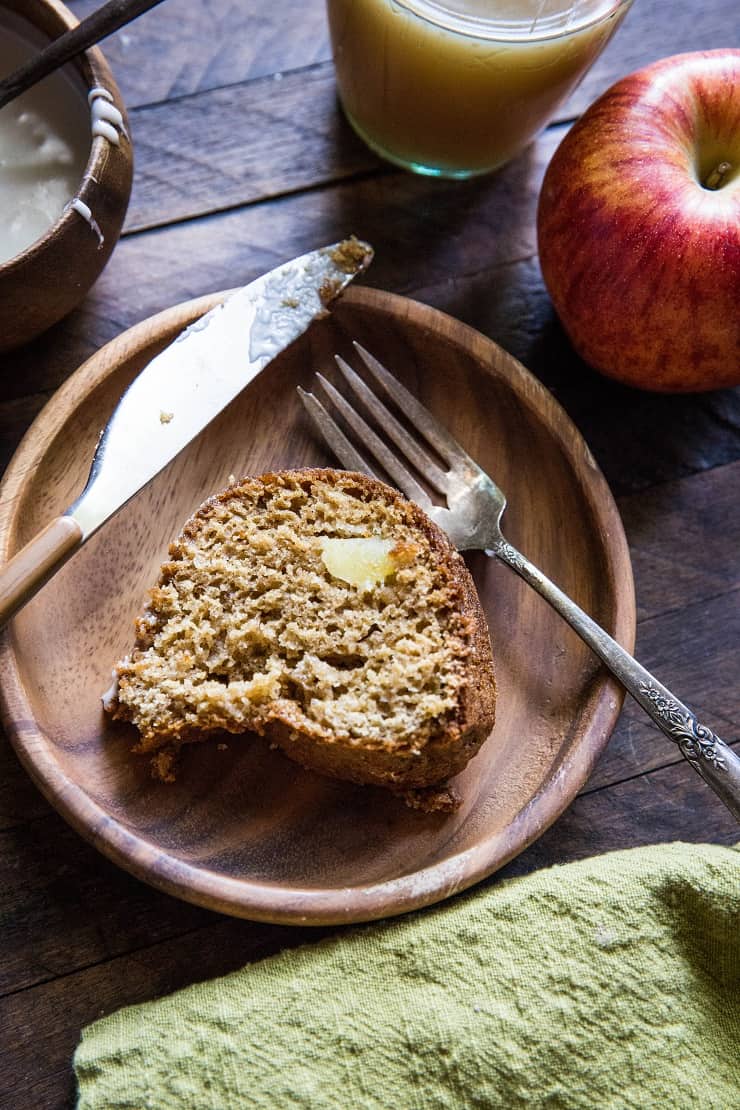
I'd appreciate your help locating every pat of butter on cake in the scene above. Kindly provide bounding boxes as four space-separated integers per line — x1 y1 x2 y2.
319 535 418 589
107 469 496 808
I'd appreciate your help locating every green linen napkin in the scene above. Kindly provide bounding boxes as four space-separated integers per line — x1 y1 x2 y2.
75 842 739 1109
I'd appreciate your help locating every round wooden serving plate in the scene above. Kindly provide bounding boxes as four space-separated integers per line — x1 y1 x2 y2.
0 287 635 925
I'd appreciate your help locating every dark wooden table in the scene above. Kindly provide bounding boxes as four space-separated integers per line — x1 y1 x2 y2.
2 2 738 1106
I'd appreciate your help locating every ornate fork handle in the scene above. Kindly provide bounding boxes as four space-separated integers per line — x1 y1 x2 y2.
489 540 740 822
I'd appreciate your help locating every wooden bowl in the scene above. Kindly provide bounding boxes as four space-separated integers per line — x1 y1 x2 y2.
0 0 132 351
0 287 636 924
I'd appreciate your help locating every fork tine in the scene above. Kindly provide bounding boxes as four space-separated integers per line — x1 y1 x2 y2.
334 355 449 496
353 342 480 473
297 387 379 481
315 375 433 509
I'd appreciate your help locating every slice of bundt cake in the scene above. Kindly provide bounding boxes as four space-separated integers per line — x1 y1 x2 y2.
107 468 496 805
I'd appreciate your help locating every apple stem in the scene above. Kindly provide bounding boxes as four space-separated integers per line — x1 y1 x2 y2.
703 161 732 190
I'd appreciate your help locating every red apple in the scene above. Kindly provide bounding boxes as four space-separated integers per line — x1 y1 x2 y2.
537 50 740 392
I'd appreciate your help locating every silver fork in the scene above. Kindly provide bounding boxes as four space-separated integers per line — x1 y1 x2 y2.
298 342 740 822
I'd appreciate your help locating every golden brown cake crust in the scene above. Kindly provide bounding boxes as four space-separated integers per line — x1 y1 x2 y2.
110 468 496 797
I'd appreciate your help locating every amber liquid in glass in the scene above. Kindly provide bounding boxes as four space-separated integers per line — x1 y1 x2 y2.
327 0 630 177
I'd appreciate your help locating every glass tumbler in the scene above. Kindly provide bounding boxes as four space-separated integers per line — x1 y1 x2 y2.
326 0 634 178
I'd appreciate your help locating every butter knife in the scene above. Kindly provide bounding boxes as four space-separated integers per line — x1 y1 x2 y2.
0 239 373 624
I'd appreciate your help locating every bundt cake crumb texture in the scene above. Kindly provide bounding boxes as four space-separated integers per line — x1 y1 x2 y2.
109 469 496 804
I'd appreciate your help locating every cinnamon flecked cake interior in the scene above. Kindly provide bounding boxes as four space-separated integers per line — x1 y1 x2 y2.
109 469 496 803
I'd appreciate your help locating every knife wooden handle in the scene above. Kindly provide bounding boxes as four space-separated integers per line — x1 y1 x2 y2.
0 517 83 627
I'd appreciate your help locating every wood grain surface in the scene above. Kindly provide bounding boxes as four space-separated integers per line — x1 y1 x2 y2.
1 1 738 1106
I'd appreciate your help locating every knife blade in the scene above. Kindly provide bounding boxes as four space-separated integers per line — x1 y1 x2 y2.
0 239 373 625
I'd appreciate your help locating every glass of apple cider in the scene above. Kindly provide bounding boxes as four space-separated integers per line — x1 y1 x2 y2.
326 0 634 178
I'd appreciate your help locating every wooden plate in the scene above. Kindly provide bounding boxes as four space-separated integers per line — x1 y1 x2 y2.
0 287 635 925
